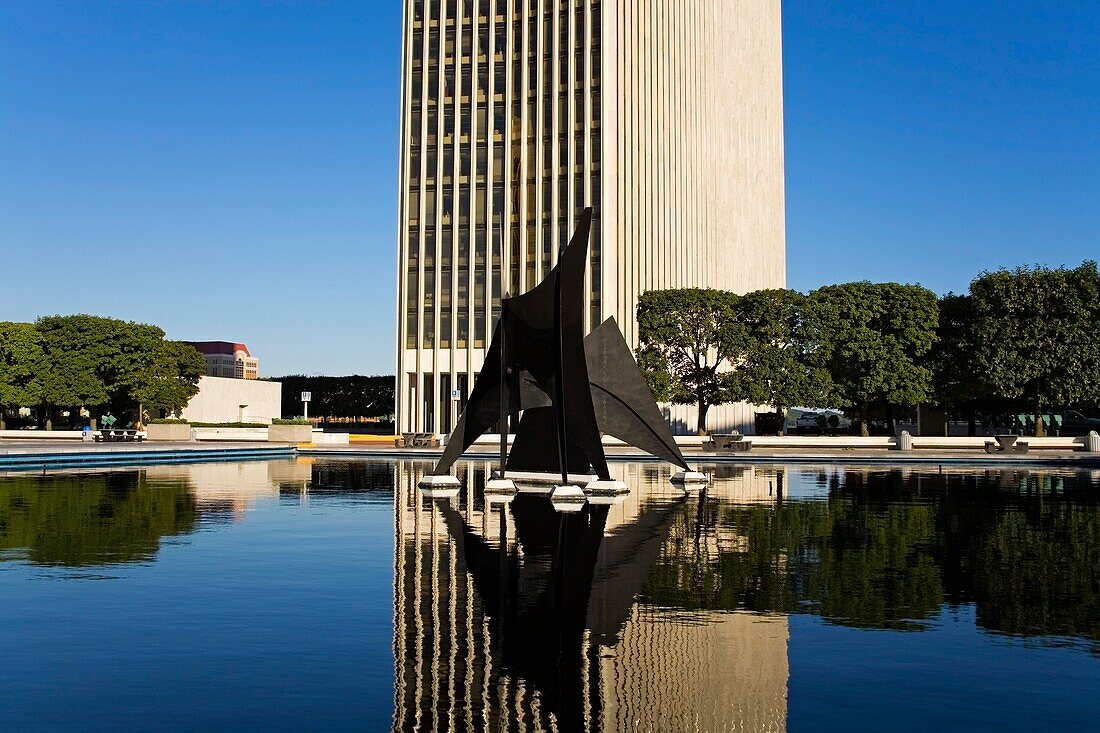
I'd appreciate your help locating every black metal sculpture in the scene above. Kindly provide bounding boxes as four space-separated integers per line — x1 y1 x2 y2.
431 207 689 484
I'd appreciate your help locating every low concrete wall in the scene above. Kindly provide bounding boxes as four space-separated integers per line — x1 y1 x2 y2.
192 427 269 442
146 423 193 442
746 436 895 449
268 424 313 443
0 430 84 440
311 431 350 446
459 433 1091 453
911 436 1082 450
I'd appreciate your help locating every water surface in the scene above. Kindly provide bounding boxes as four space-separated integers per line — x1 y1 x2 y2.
1 459 1098 731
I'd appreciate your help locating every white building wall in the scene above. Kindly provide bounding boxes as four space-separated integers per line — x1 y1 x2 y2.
181 376 282 424
606 0 787 347
397 0 786 435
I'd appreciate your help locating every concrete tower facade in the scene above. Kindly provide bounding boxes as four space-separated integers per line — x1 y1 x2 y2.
396 0 786 435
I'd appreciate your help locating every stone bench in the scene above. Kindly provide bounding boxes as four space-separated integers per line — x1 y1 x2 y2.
397 432 440 448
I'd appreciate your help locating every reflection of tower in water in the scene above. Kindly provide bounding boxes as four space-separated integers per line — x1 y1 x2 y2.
393 460 789 732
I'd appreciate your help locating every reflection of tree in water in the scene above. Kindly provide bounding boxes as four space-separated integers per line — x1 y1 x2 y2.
642 469 1100 648
0 472 198 567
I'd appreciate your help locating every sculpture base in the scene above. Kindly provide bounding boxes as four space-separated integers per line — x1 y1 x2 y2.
584 479 629 497
506 470 598 485
516 482 555 495
586 493 629 506
418 474 461 499
485 477 517 504
485 477 518 495
485 491 516 506
670 471 708 490
550 485 587 513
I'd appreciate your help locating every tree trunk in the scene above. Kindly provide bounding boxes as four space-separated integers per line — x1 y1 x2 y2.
886 405 897 436
1034 396 1045 437
776 406 786 436
696 399 709 436
859 404 869 437
966 403 976 437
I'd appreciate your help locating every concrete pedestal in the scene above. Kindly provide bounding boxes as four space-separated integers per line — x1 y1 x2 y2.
584 479 629 497
670 470 708 491
586 492 628 506
418 473 461 499
485 477 518 503
550 485 586 513
485 491 516 506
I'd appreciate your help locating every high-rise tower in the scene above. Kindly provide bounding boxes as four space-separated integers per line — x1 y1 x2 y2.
397 0 786 434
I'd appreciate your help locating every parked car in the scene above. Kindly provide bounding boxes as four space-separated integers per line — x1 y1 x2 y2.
1061 410 1100 437
793 411 848 435
795 412 826 434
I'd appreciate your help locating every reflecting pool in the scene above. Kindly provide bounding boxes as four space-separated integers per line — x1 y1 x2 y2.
1 459 1099 732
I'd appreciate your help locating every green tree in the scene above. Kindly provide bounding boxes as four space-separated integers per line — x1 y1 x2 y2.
34 314 205 427
969 261 1100 436
636 289 747 435
36 316 110 425
927 294 988 435
728 289 832 430
0 322 46 427
132 341 207 418
109 321 170 410
810 282 939 435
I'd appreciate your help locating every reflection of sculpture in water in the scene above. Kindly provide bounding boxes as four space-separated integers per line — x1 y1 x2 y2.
439 495 610 731
393 461 790 732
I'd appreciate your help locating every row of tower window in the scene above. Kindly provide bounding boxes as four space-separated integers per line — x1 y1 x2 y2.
403 0 602 351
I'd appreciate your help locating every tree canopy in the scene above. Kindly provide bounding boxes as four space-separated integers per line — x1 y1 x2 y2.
0 314 206 426
727 289 832 424
636 288 747 434
809 282 939 433
968 261 1100 433
132 340 207 415
0 322 46 410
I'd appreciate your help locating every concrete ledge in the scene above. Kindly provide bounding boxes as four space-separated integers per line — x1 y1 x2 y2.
268 424 313 443
147 423 192 441
0 430 84 440
193 427 269 442
746 436 894 449
301 446 1100 468
911 436 1083 450
310 431 350 446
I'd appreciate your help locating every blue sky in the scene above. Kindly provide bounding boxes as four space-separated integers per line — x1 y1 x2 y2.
1 1 1096 376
